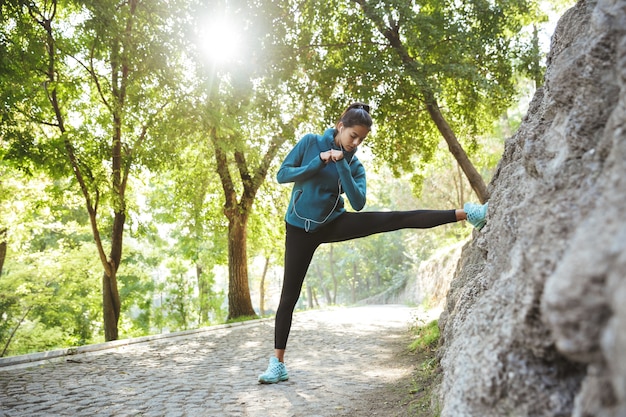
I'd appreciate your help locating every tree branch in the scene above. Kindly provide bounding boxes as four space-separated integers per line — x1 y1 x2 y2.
352 0 489 202
0 306 32 357
210 129 237 215
234 150 252 190
31 0 112 276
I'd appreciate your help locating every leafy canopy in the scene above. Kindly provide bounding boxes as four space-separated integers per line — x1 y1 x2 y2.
293 0 544 183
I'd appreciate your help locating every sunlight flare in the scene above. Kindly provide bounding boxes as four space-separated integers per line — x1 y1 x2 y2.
198 18 243 64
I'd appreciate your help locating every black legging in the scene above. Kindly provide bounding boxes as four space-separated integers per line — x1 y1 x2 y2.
274 209 457 349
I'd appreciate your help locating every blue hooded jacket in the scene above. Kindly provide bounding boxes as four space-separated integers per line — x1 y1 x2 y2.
277 128 366 232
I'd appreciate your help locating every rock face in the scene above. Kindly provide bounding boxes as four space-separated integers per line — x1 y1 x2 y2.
437 1 626 416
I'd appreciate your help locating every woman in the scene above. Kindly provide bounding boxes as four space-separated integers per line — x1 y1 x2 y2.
258 102 488 384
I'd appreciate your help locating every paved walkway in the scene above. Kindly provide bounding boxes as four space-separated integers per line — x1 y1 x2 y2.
0 305 431 417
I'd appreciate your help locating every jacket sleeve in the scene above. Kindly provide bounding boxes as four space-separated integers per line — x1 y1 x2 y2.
276 134 324 184
336 158 367 210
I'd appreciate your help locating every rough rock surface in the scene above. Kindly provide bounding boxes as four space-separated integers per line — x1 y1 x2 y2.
437 0 626 416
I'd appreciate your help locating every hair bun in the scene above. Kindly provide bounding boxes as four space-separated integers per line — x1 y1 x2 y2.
350 103 371 113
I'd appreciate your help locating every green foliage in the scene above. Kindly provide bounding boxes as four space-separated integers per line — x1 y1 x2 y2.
0 168 227 354
293 0 547 187
304 153 478 307
116 245 158 337
0 171 100 355
409 319 440 352
405 319 442 416
311 231 413 304
6 320 72 355
225 315 258 324
143 169 229 328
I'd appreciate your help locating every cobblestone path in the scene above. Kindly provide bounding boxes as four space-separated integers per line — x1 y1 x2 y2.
0 305 427 417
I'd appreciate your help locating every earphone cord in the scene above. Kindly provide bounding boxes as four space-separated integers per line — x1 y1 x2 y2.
292 144 354 232
293 179 343 232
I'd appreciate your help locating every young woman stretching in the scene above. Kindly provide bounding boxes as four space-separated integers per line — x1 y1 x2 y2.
258 102 488 384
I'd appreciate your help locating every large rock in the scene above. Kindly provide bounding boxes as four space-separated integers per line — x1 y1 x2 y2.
437 0 626 416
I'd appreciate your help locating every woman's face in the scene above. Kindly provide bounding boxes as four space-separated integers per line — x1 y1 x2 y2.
336 123 370 152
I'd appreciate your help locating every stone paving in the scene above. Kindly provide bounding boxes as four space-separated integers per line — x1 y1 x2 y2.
0 305 430 417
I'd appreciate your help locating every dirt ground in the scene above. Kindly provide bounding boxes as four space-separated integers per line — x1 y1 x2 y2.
338 332 442 417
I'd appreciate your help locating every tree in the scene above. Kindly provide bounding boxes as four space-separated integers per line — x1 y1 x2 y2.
1 0 188 340
0 228 5 277
181 0 334 319
295 0 544 203
516 23 545 88
208 122 286 318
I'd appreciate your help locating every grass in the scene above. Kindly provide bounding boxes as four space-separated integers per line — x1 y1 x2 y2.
405 319 442 416
224 315 259 324
408 319 440 352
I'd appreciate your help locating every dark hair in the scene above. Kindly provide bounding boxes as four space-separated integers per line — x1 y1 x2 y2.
337 102 372 129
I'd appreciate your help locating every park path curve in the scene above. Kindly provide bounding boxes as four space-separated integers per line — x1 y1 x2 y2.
0 305 433 417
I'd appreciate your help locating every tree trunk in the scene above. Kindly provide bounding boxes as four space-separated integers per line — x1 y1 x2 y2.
351 261 357 304
0 228 6 277
312 288 320 308
259 256 270 315
197 264 209 324
226 215 256 319
424 96 490 203
103 210 124 341
323 286 332 305
354 0 490 204
102 272 119 341
306 284 314 309
315 264 333 304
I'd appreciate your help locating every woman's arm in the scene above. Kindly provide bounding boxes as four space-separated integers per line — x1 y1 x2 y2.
276 135 325 184
336 159 366 210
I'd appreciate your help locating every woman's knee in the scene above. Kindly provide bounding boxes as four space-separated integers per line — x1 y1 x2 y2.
277 297 299 312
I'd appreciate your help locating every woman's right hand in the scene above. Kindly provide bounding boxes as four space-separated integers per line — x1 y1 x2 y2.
321 150 343 163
